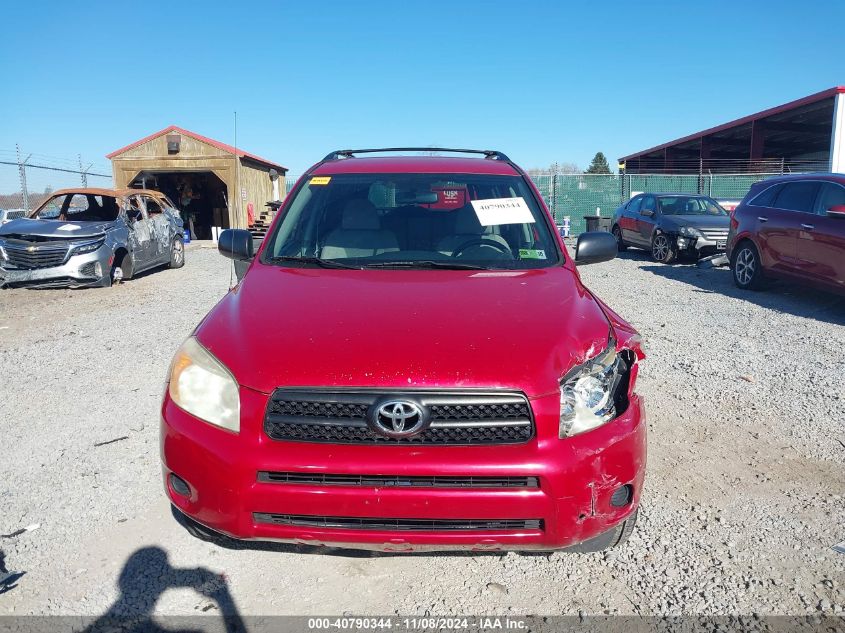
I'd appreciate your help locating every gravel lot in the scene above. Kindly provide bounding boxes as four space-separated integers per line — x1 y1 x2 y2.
1 244 843 620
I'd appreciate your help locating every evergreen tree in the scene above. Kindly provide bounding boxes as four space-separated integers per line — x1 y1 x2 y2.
586 152 612 174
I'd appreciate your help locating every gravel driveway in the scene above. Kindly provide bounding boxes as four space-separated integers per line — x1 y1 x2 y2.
0 244 843 620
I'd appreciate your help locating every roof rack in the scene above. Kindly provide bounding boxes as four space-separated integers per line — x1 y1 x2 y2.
321 147 512 162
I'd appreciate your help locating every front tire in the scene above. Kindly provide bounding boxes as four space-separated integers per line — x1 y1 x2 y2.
731 241 765 290
651 234 677 264
612 225 627 252
113 251 134 281
568 508 639 553
171 505 233 548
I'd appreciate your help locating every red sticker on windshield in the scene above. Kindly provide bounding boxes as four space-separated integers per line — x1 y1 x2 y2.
426 187 467 209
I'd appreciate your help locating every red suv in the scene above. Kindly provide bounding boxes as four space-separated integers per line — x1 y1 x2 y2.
728 174 845 294
161 148 646 552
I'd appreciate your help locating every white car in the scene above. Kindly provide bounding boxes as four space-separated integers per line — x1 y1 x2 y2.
0 209 27 225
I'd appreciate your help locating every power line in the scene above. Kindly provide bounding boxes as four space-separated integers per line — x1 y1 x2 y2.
0 160 110 178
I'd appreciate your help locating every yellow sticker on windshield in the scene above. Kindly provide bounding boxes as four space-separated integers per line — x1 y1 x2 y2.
309 176 331 186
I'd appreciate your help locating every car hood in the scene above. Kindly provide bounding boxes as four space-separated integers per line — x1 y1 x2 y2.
195 263 612 398
0 218 115 239
664 214 730 229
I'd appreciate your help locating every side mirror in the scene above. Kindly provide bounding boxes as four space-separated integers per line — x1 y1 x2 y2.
574 231 617 266
218 229 254 261
827 204 845 218
641 209 655 217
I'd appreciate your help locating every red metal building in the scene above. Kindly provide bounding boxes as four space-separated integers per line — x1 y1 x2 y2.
620 87 845 174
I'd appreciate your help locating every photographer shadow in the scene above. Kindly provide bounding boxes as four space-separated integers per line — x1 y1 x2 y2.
83 546 247 633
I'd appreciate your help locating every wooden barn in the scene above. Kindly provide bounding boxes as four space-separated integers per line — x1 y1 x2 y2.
107 125 287 239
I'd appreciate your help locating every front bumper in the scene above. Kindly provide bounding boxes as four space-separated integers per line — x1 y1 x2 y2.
677 235 727 256
0 248 111 288
161 388 647 552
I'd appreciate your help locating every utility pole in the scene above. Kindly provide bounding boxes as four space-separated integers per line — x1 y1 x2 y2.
234 111 240 228
16 144 31 212
78 155 93 187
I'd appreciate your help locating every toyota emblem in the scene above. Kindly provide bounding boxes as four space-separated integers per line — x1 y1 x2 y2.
371 400 427 438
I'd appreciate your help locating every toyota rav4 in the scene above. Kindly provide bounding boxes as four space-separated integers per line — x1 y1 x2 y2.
161 148 646 552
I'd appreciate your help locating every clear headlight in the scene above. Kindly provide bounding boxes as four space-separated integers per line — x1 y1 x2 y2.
678 226 702 238
559 339 627 437
70 238 105 255
168 337 240 432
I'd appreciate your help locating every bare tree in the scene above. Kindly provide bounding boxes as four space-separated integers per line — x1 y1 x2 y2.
526 161 580 177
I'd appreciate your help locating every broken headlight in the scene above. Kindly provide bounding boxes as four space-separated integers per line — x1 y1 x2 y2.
678 226 703 238
559 339 627 437
168 337 240 432
70 238 105 255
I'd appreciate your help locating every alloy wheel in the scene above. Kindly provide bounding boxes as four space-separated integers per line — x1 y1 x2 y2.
735 247 756 285
173 240 184 265
652 235 669 261
613 227 623 249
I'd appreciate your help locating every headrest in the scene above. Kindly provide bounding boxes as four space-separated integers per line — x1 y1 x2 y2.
454 206 483 234
342 199 380 230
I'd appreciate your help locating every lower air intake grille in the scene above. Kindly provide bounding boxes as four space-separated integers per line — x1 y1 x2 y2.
253 513 543 531
264 389 534 445
258 471 539 488
79 261 99 277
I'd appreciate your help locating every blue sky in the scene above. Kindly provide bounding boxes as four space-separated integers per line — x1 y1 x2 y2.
2 0 844 183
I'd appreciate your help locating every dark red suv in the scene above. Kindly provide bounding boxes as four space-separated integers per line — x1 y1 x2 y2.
728 173 845 294
160 148 646 552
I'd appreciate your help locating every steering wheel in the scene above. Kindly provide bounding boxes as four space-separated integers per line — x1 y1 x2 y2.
452 237 512 258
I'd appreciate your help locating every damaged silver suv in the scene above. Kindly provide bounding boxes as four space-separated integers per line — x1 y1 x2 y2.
0 188 185 288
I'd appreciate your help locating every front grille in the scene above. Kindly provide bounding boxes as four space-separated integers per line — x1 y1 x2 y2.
258 471 539 488
2 239 70 269
264 389 534 445
253 513 543 532
700 228 729 241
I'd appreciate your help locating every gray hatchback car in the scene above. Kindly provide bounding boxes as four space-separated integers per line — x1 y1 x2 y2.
0 188 185 288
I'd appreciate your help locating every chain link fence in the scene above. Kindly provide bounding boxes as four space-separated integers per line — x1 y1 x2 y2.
0 146 807 232
0 148 112 213
284 171 782 235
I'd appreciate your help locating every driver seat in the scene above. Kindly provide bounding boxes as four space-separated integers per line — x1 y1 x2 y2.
437 206 509 255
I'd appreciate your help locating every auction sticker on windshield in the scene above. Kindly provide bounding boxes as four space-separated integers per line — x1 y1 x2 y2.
309 176 331 186
470 197 535 226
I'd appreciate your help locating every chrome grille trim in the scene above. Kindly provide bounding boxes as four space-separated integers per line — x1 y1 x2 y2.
2 239 70 269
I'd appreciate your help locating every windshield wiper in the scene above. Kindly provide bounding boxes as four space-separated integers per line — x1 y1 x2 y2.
363 260 489 270
268 255 362 269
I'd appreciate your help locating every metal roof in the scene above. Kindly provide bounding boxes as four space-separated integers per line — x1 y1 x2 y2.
620 87 845 162
106 125 288 171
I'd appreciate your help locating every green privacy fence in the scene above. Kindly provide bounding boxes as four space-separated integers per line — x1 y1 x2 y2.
285 172 783 235
538 173 779 234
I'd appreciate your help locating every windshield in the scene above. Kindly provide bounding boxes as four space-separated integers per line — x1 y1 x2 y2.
31 193 121 222
263 173 560 269
657 196 727 216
